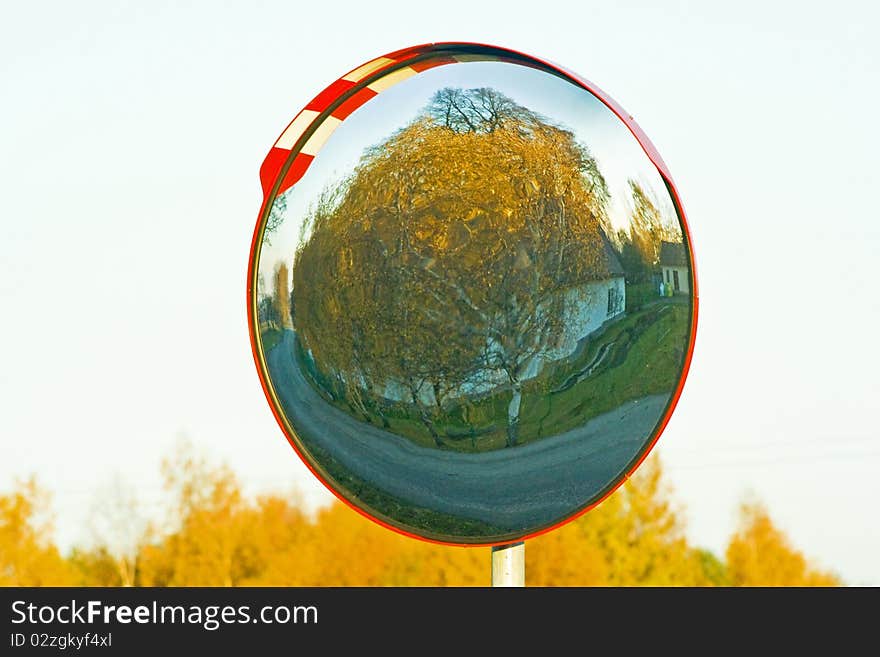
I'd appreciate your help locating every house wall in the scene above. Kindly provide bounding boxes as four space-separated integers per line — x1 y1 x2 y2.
662 266 690 294
553 276 626 361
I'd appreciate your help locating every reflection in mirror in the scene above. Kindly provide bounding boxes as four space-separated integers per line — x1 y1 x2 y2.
253 52 693 542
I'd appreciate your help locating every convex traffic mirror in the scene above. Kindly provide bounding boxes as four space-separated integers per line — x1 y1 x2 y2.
248 43 697 545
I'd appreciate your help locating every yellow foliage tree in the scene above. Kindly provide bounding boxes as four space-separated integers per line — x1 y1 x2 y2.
4 448 842 587
0 478 76 585
233 494 311 585
725 502 839 587
627 180 679 269
137 441 255 586
242 502 487 586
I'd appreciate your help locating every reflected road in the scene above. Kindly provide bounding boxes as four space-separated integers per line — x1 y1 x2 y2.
267 330 669 531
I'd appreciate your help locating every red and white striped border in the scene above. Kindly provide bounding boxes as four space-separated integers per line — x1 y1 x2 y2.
257 47 541 200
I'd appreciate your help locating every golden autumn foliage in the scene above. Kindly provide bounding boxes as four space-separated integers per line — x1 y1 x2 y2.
0 478 76 585
725 502 839 586
291 88 615 447
0 446 841 586
626 180 679 269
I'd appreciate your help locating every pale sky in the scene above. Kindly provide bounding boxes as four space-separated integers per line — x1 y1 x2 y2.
2 1 878 584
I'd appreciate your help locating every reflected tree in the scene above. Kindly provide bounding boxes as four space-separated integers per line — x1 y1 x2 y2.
257 273 279 329
293 88 614 447
263 193 287 246
428 87 611 233
624 180 680 278
273 263 292 330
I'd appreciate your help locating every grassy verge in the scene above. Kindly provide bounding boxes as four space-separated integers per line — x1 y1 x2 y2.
516 302 688 441
625 281 658 312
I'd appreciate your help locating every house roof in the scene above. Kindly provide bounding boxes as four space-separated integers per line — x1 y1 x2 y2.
558 224 624 285
659 240 688 267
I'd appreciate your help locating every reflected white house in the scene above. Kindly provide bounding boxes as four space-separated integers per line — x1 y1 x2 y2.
659 241 689 295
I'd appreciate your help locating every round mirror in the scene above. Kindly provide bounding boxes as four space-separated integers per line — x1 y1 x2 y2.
248 43 697 544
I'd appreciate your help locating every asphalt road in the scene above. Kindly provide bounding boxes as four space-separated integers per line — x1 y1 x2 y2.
266 330 671 532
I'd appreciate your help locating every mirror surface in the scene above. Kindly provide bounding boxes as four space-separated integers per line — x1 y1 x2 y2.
252 50 694 543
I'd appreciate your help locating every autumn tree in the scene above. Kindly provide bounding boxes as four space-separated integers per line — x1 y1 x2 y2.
0 478 75 585
232 494 315 586
293 87 614 447
136 440 254 586
623 180 680 281
272 262 292 330
425 86 610 218
725 501 839 587
616 228 650 283
262 192 287 246
2 449 846 587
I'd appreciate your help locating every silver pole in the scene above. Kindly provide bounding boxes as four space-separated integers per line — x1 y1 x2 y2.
491 542 525 587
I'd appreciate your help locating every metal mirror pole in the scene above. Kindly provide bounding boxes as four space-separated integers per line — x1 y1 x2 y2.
491 542 525 587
